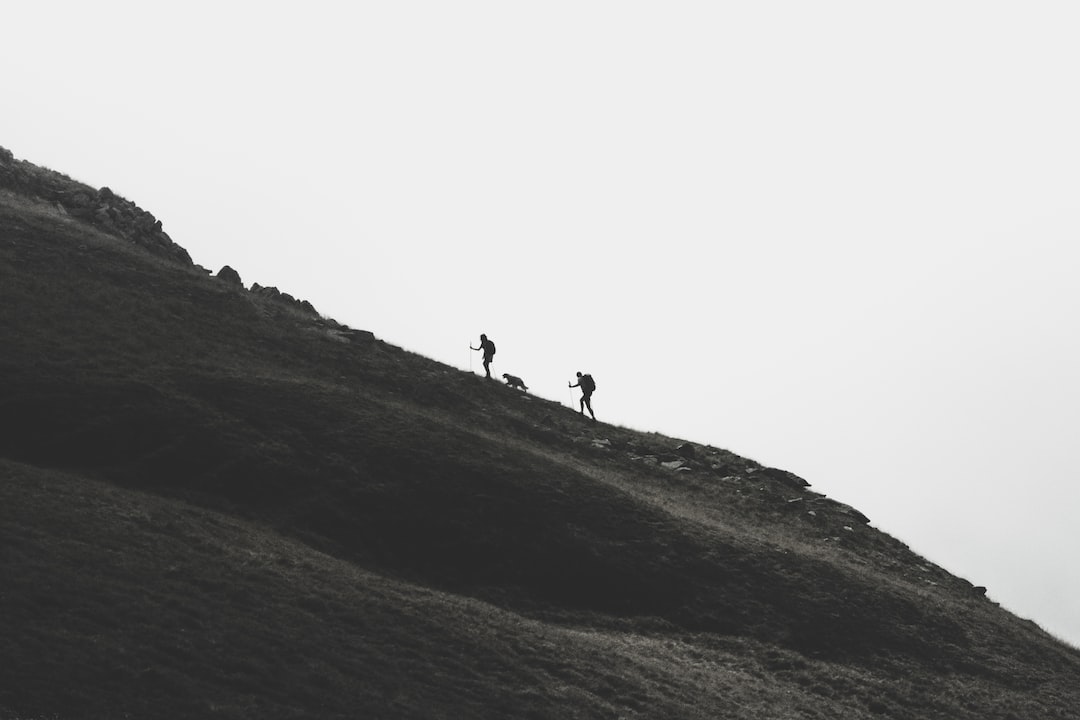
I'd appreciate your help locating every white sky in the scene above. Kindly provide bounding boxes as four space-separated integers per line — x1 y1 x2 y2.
4 2 1079 648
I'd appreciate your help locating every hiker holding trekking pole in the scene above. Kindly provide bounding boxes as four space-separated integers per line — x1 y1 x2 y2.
470 334 496 378
569 371 596 421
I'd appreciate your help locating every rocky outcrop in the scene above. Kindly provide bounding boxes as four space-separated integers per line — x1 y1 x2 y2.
3 146 374 353
0 146 192 265
216 265 243 286
250 283 319 316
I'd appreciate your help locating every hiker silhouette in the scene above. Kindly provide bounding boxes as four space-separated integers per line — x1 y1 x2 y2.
470 334 496 378
569 371 596 421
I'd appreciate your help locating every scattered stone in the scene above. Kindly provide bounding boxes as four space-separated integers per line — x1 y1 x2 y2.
835 503 870 524
661 459 686 470
756 467 811 489
811 497 870 524
675 443 697 460
710 462 740 476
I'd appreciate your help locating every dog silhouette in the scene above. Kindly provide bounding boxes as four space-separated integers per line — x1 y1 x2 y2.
502 373 528 391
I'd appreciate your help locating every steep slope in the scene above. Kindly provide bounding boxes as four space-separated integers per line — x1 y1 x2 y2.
3 150 1079 720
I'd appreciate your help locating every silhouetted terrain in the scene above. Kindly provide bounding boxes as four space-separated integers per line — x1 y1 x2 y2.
3 147 1079 719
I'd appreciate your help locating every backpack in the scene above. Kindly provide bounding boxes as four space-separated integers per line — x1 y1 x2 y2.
581 374 595 392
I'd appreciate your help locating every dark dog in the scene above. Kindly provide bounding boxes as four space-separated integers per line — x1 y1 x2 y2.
502 373 529 391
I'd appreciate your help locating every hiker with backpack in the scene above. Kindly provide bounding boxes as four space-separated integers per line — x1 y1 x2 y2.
470 333 496 378
569 371 597 421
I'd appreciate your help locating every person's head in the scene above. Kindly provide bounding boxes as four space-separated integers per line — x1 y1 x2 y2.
576 371 582 378
480 333 487 340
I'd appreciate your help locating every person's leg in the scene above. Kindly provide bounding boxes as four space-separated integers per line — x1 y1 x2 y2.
584 395 595 419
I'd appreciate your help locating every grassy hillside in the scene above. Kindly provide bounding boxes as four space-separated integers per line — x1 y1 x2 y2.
2 149 1079 719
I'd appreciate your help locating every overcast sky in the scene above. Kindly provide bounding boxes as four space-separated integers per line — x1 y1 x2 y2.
4 1 1079 648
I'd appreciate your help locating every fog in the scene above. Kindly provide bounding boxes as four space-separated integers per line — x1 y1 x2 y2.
4 1 1078 646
